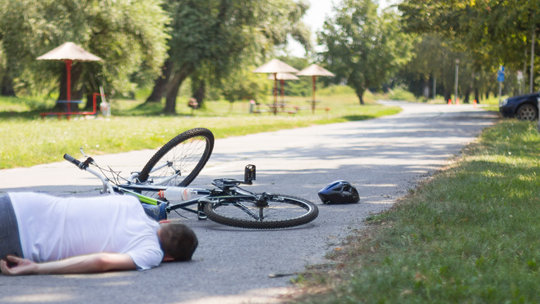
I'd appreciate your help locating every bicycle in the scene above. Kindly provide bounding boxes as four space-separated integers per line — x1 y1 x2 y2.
64 128 318 229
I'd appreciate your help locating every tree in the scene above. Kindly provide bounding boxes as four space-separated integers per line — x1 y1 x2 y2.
221 66 270 111
145 0 312 114
0 0 169 107
399 35 466 102
318 0 413 104
398 0 536 80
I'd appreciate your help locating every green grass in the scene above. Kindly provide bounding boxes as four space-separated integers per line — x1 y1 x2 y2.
388 88 417 102
0 94 400 169
416 92 508 107
295 120 540 303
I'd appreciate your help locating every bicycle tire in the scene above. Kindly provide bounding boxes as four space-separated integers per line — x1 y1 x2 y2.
203 194 318 229
138 128 214 187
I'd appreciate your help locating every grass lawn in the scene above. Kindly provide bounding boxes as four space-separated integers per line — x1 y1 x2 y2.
293 120 540 303
0 91 400 169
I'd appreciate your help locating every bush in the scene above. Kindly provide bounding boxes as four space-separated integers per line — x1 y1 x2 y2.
317 85 355 96
389 88 416 101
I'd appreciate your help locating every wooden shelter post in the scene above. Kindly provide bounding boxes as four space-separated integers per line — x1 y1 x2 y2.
273 73 278 114
66 60 73 113
312 75 316 113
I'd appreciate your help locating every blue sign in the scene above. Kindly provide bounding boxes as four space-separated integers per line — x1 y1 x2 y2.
497 70 505 82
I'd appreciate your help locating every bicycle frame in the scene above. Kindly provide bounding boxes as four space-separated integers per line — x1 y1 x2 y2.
116 182 263 221
65 153 264 221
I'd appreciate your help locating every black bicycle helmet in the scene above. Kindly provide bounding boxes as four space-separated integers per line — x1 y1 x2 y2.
318 180 360 204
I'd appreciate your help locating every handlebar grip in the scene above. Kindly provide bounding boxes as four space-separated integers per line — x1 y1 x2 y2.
63 154 82 168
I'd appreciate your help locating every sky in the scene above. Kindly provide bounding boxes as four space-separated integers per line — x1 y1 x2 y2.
287 0 400 57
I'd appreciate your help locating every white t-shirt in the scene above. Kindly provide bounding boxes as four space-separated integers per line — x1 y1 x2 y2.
9 192 163 270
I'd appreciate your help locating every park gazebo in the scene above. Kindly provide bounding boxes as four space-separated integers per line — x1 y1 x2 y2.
37 42 102 114
296 64 335 113
253 59 298 114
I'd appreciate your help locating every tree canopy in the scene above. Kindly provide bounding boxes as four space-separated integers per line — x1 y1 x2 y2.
318 0 413 104
145 0 312 114
398 0 538 71
0 0 169 104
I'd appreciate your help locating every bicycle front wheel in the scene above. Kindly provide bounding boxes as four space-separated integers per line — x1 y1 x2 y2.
203 194 318 229
138 128 214 187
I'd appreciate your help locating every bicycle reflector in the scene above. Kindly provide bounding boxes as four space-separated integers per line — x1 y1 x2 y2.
318 180 360 204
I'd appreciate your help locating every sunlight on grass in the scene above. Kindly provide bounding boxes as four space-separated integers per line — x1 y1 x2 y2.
295 120 540 303
0 93 400 169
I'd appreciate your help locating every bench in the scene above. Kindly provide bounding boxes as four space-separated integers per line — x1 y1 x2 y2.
252 109 271 114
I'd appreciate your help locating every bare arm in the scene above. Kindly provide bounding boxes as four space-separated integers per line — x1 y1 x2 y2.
0 253 136 275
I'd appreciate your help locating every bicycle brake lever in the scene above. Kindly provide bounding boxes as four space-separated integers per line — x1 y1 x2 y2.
80 147 90 158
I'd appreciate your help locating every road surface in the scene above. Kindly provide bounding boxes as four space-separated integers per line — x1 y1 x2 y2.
0 101 497 304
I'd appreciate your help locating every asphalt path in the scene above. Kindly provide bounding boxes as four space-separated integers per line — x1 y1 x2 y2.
0 101 497 304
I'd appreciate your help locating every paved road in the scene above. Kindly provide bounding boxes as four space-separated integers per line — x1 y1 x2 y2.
0 101 497 304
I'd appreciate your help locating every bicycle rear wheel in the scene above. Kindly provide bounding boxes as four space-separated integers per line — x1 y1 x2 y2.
203 194 318 229
138 128 214 188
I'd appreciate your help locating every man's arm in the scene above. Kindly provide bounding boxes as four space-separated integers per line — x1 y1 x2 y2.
0 253 136 275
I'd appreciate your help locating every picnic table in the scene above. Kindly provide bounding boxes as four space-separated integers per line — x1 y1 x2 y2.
39 93 104 120
249 100 302 115
266 103 299 115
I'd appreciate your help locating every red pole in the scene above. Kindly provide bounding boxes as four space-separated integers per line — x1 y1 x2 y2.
66 60 73 114
93 93 98 114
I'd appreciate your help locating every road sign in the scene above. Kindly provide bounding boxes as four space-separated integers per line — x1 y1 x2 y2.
497 70 505 82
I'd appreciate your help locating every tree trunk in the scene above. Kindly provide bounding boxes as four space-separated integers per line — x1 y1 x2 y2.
192 79 205 108
85 93 94 110
146 60 173 103
474 87 480 104
164 64 194 114
355 88 365 105
0 74 16 96
464 86 471 103
443 88 450 103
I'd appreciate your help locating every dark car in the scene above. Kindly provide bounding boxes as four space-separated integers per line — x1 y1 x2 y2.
499 93 539 121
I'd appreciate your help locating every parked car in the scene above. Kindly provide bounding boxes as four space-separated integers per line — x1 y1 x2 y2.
499 93 539 121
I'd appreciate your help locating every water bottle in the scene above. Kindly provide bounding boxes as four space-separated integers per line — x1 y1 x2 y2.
158 187 196 201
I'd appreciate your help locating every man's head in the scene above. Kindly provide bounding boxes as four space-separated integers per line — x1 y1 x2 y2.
158 223 198 261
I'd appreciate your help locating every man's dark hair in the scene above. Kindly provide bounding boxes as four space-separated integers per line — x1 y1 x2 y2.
160 223 198 261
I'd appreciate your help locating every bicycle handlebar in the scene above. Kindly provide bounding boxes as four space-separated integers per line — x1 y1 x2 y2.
64 153 115 194
63 154 81 166
63 154 91 170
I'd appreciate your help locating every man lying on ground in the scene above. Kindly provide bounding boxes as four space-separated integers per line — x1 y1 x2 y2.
0 192 197 275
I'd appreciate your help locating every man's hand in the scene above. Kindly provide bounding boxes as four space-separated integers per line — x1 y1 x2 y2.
0 253 136 276
1 256 38 275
